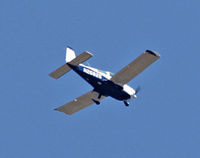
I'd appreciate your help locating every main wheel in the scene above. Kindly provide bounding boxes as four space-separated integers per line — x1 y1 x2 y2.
92 99 100 105
124 100 130 106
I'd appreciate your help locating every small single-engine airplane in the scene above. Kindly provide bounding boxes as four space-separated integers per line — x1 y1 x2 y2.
49 47 160 115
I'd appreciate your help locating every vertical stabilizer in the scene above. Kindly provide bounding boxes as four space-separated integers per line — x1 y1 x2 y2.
65 47 76 63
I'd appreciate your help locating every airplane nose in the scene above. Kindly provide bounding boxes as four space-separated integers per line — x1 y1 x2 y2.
132 94 137 98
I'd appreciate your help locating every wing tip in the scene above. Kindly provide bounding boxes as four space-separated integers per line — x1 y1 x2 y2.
85 51 94 57
146 50 160 57
49 73 59 79
54 107 73 115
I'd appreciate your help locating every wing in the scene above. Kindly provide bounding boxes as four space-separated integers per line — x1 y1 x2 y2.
55 91 105 115
111 50 160 85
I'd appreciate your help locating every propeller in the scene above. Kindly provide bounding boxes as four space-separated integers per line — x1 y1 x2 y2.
132 86 141 108
135 86 141 95
124 86 141 107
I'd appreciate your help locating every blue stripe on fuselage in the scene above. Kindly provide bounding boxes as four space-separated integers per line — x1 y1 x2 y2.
67 63 108 87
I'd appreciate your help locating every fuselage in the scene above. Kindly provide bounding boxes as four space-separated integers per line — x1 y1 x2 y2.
67 63 136 101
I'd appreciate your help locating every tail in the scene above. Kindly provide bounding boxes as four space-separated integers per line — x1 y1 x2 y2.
49 46 93 79
65 47 76 63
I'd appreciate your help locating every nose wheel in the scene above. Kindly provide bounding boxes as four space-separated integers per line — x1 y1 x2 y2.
124 100 130 106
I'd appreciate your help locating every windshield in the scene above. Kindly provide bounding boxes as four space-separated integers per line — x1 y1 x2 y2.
99 70 114 77
110 72 114 77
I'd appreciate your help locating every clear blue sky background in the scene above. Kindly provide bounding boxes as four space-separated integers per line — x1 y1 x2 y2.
1 0 200 157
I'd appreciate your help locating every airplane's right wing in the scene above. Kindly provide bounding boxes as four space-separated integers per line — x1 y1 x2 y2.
55 91 105 115
111 50 160 85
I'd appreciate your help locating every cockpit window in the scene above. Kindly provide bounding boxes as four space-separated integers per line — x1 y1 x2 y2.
110 72 114 77
99 69 114 77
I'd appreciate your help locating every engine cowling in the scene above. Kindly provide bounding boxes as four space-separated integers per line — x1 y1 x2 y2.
123 84 137 98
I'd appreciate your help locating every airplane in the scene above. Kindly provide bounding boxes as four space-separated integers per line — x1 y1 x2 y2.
49 47 160 115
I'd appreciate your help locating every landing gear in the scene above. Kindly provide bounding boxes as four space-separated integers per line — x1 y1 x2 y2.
92 99 100 105
98 94 102 99
124 100 130 106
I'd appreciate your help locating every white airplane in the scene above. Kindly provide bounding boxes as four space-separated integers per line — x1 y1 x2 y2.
49 47 160 115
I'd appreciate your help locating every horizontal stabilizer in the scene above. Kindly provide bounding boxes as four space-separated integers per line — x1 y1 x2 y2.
49 51 93 79
70 51 93 66
49 64 71 79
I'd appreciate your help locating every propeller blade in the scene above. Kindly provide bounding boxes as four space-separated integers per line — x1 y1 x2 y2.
135 86 141 94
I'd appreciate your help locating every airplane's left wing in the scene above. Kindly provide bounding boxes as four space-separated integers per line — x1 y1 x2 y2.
55 91 105 115
111 50 160 85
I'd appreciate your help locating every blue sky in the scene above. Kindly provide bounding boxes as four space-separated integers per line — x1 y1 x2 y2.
1 0 200 157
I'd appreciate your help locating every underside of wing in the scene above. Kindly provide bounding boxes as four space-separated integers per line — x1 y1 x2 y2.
111 50 160 85
55 91 105 115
